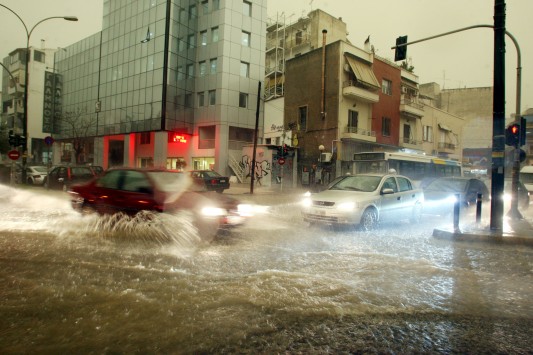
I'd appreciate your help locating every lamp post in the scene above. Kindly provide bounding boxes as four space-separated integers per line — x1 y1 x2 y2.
0 4 77 184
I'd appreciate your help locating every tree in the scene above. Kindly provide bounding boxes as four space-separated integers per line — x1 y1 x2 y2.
55 107 97 164
399 60 415 73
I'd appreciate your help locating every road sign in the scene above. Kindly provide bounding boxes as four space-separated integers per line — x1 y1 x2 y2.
278 158 285 165
44 136 54 145
8 150 21 160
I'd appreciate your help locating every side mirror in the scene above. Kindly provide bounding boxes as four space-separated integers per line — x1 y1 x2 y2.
381 188 394 195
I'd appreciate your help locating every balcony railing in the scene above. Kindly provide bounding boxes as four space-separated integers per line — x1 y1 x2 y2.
344 126 375 137
438 142 456 150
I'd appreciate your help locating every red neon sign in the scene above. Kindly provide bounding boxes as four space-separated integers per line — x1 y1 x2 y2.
172 134 187 143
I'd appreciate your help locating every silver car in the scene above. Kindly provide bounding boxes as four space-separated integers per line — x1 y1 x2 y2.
301 173 424 230
16 165 49 185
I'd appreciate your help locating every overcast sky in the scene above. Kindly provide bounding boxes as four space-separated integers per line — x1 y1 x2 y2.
1 0 531 118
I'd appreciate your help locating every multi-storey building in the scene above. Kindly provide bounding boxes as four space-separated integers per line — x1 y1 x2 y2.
1 46 58 164
48 0 266 174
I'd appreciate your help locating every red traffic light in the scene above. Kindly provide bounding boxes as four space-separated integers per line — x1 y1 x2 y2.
505 123 520 146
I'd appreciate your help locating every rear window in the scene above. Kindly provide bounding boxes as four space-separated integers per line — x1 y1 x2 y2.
71 167 94 178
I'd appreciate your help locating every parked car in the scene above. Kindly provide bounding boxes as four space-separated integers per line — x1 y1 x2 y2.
68 168 252 240
301 173 424 231
22 165 49 185
189 170 230 193
44 165 103 191
423 177 490 216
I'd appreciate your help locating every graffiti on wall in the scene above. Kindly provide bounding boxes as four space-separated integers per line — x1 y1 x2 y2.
240 154 271 185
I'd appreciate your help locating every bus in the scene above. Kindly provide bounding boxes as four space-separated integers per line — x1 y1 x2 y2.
352 151 462 187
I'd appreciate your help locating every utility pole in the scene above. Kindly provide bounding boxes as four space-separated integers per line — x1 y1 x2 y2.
490 0 506 231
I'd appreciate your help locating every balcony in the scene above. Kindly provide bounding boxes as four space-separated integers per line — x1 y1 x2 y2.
265 63 284 77
400 137 421 149
7 84 24 96
342 81 379 103
400 97 424 118
341 126 376 142
438 142 456 154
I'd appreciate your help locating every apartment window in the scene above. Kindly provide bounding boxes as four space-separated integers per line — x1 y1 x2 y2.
208 90 216 105
198 92 205 107
382 117 391 136
243 1 251 16
348 110 358 130
140 132 151 144
186 63 194 77
211 27 219 42
199 61 207 76
299 106 308 131
210 58 217 74
33 50 45 63
185 94 193 108
382 79 392 95
403 124 412 143
295 31 303 45
201 0 208 14
423 125 433 142
189 5 197 19
178 37 186 51
242 31 251 47
240 62 249 77
177 66 184 80
200 30 208 46
239 93 248 108
212 0 220 10
188 34 195 49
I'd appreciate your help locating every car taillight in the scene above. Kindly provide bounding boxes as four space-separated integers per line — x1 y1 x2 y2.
211 179 217 184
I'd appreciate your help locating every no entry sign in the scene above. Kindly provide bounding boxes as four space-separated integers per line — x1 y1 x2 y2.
8 150 21 160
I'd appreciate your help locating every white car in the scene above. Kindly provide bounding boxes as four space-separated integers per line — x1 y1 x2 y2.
16 165 49 185
301 173 424 230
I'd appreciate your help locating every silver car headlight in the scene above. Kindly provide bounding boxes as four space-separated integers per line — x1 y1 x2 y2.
336 201 356 211
301 197 312 208
201 206 226 217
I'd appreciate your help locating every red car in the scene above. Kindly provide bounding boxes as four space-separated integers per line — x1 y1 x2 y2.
68 168 251 240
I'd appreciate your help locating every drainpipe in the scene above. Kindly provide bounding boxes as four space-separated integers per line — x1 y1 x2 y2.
321 29 327 120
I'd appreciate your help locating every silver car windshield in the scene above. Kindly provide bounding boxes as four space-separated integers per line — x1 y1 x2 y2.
329 175 381 192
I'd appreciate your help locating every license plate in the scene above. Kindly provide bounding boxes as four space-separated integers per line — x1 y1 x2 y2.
220 179 226 183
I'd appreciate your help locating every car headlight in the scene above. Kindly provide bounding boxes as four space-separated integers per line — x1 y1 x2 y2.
336 201 356 211
237 203 254 217
301 197 312 208
444 195 458 204
201 206 226 217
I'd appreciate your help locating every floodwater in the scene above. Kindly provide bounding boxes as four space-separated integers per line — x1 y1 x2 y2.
0 184 532 353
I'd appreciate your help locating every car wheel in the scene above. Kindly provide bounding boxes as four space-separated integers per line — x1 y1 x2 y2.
410 203 423 224
27 177 34 185
215 189 224 193
43 179 49 189
360 208 378 231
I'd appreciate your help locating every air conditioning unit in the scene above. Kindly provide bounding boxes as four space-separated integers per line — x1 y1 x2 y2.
320 152 332 162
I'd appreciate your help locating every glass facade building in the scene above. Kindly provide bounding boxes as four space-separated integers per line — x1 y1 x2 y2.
55 0 266 173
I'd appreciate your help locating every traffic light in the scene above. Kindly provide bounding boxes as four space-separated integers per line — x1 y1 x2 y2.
505 123 520 146
394 35 408 61
8 130 16 146
520 117 527 146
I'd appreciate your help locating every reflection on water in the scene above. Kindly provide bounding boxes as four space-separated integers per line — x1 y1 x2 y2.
0 184 532 353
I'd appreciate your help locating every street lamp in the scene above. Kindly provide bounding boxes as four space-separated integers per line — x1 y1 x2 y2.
0 4 77 183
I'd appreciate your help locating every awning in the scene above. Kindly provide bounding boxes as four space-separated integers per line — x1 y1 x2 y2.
345 55 380 89
438 123 452 132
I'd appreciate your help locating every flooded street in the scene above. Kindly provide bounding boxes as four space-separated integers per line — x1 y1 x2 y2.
1 184 532 353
